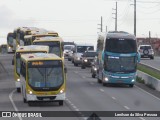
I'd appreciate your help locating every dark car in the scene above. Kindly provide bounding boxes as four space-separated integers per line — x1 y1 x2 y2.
81 51 97 69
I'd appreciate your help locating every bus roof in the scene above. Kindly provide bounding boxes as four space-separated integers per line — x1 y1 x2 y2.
33 37 63 42
75 43 94 46
16 45 49 52
21 53 62 62
106 31 136 40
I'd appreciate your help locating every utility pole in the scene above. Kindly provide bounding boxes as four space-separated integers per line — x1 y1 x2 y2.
112 2 117 31
134 0 136 36
149 31 151 44
97 16 103 32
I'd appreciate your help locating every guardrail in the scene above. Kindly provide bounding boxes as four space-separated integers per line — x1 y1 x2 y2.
137 63 160 91
138 62 160 75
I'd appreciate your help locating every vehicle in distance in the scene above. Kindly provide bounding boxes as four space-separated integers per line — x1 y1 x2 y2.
91 56 98 78
72 43 94 66
138 45 154 59
63 45 75 58
81 50 97 69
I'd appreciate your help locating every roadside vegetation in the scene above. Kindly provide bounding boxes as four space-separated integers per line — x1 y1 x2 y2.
137 64 160 80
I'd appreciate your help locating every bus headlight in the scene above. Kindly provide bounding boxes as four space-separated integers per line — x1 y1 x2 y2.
84 59 88 62
8 46 11 49
29 90 33 95
94 68 97 71
104 77 108 82
17 78 20 82
131 79 135 82
77 57 80 60
60 89 64 94
17 45 20 47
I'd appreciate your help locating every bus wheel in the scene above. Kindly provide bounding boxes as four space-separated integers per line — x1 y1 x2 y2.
59 101 63 106
17 88 21 93
28 101 33 106
129 84 134 88
102 82 106 86
92 74 96 78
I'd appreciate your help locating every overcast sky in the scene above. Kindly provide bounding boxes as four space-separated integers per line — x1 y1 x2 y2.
0 0 160 45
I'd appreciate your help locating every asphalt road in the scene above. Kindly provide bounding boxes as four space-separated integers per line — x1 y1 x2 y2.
0 54 160 120
140 56 160 70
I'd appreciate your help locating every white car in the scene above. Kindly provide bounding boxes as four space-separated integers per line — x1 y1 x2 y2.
138 45 154 59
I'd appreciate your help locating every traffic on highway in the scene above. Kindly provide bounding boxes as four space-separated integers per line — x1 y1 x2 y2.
0 27 160 120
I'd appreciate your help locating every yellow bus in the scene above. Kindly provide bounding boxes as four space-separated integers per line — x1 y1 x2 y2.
20 53 66 106
0 44 7 54
33 37 64 58
24 31 59 46
13 45 49 92
7 32 15 53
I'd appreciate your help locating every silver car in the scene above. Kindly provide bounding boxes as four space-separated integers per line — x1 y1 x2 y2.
138 45 154 59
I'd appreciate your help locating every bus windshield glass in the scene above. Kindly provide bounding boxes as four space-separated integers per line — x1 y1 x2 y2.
7 37 14 46
28 60 63 90
83 52 97 57
104 56 136 73
77 46 94 53
105 38 137 53
34 41 61 57
64 45 74 50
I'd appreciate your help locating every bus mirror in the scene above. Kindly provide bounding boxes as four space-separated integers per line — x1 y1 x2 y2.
102 51 104 60
64 67 67 73
137 52 140 63
12 59 14 65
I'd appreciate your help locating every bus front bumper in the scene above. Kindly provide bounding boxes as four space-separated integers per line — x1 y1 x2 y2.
26 93 66 101
103 73 136 84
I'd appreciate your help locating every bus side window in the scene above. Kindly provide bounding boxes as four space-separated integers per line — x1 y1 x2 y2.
20 61 26 79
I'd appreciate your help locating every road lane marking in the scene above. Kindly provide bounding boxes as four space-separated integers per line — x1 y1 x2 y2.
90 82 94 85
9 89 22 120
112 97 116 100
82 76 86 79
139 117 145 120
124 106 130 110
99 89 104 92
135 85 160 101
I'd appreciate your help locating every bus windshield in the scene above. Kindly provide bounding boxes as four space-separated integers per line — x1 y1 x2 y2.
7 37 14 46
34 41 61 57
77 46 94 53
104 56 136 73
28 60 63 90
105 38 137 53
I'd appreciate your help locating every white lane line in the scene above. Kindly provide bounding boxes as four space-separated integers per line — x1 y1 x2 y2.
112 97 116 100
124 106 130 110
82 76 86 79
9 89 22 120
139 117 146 120
99 89 104 92
90 82 94 85
135 85 160 101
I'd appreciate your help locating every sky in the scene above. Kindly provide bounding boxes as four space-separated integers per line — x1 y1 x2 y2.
0 0 160 45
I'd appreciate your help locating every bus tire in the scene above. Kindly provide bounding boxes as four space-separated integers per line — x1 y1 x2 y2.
17 88 21 93
23 98 27 103
81 65 85 69
92 74 96 78
102 82 106 86
28 101 33 106
59 101 63 106
129 84 134 88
